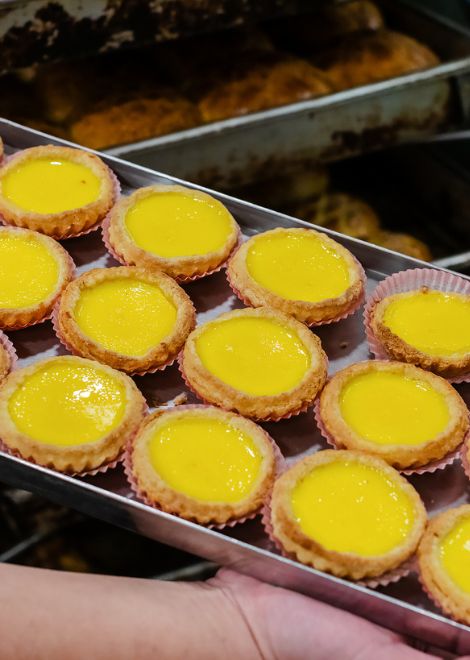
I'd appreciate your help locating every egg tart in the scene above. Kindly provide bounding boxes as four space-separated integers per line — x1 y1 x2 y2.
0 355 146 473
0 145 116 239
318 361 468 470
270 449 426 580
128 405 277 525
105 184 239 281
369 287 470 379
227 228 365 325
181 307 328 421
56 266 195 374
0 226 74 329
418 505 470 625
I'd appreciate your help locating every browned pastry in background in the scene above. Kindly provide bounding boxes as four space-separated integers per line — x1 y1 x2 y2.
237 167 330 210
70 96 201 150
198 52 333 123
370 230 432 261
293 190 432 260
268 0 384 53
295 192 380 241
33 61 93 124
314 30 439 90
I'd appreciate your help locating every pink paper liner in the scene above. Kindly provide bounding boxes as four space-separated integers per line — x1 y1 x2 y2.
51 303 183 376
417 571 470 626
461 434 470 480
261 498 413 588
226 255 367 327
0 153 121 240
102 214 242 282
0 439 123 477
313 397 463 475
364 268 470 383
177 353 316 422
0 247 76 331
0 330 18 375
123 404 286 530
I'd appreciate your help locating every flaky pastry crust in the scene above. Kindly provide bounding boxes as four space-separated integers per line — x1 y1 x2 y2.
56 266 195 374
0 226 74 330
370 289 470 379
0 145 116 239
270 449 426 580
105 184 240 281
418 505 470 625
319 360 469 470
227 227 365 325
0 334 13 383
0 355 146 473
128 405 277 525
181 306 328 421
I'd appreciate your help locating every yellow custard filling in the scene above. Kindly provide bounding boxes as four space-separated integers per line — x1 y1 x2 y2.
74 278 177 357
8 361 126 445
291 459 415 556
195 317 310 396
1 158 101 214
439 516 470 594
246 231 351 302
383 290 470 357
0 232 60 308
148 415 262 502
340 371 450 446
125 191 233 258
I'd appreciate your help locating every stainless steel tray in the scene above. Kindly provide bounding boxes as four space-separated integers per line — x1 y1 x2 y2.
1 118 469 654
108 0 470 189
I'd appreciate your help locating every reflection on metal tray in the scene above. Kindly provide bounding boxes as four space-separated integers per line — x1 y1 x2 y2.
108 0 470 188
0 0 317 72
0 119 469 655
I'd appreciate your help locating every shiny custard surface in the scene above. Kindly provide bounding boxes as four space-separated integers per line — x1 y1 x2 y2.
0 232 60 308
148 415 263 502
195 316 311 396
125 191 234 258
8 361 126 445
246 231 351 302
291 459 415 556
340 371 450 445
383 290 470 357
2 158 101 214
439 515 470 594
74 278 177 357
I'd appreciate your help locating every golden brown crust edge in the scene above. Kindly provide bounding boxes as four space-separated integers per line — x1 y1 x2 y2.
56 266 196 374
418 505 470 625
181 307 328 420
0 226 75 330
129 405 277 525
319 360 469 469
227 227 365 325
0 145 116 239
106 184 240 280
271 449 427 580
370 293 470 379
0 356 147 473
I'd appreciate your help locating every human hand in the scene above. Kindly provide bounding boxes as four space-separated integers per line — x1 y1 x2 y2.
209 569 465 660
